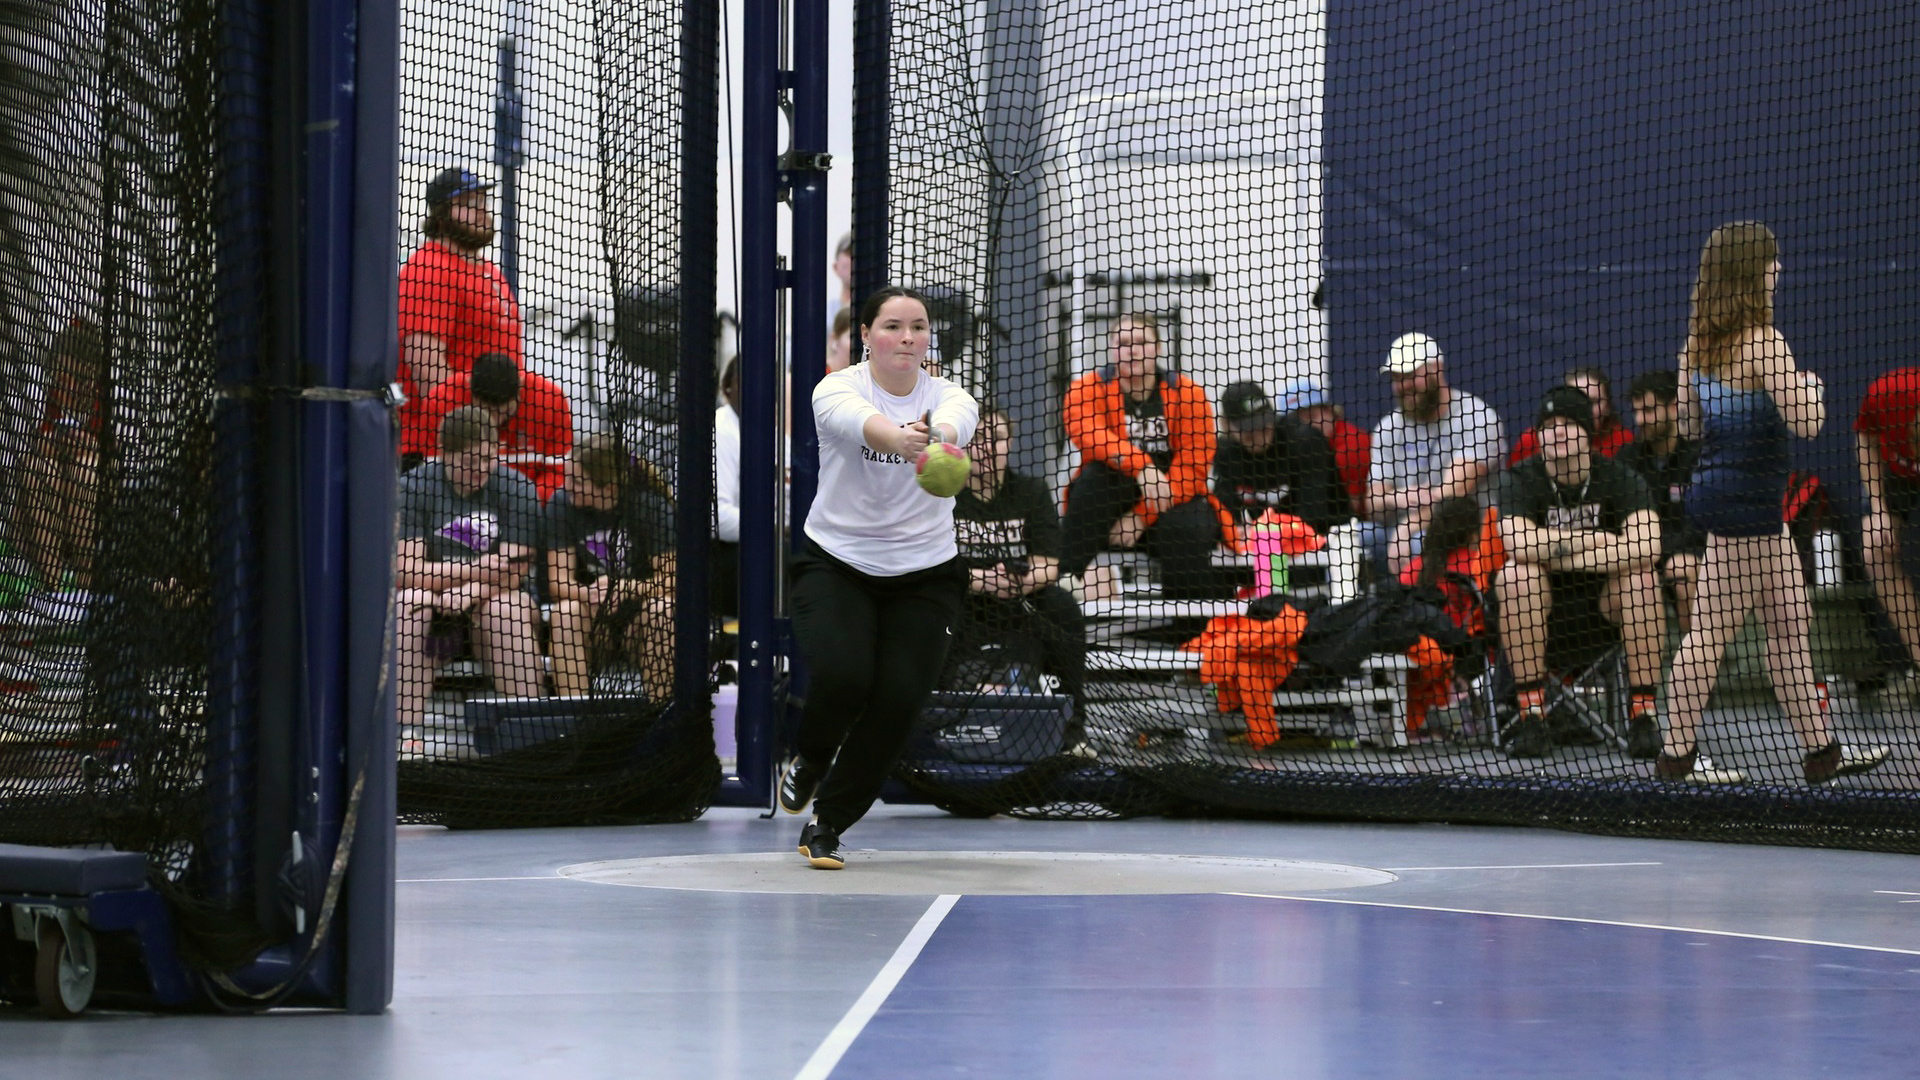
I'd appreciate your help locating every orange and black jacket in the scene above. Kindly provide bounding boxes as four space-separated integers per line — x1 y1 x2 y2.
1062 365 1238 548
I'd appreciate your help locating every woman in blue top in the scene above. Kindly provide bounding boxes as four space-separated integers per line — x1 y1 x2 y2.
1660 222 1887 784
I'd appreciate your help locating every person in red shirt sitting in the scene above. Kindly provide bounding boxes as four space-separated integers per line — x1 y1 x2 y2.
1856 367 1920 700
403 351 574 501
397 166 524 440
1508 366 1632 466
1274 379 1371 518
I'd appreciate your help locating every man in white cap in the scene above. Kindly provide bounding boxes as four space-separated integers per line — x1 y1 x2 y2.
1362 332 1505 574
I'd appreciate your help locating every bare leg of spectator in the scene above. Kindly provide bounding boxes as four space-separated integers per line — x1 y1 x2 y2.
475 590 546 699
1664 552 1699 635
54 439 99 590
1603 568 1665 692
1496 561 1551 686
15 448 61 587
1861 516 1920 669
631 594 676 702
548 599 590 696
395 590 442 730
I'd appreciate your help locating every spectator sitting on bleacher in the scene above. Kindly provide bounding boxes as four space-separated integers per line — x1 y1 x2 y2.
1507 367 1633 466
394 406 546 734
543 434 678 702
952 403 1089 754
13 319 104 594
1059 312 1234 599
1363 332 1506 576
828 307 853 373
403 350 573 500
1496 386 1664 760
1214 379 1354 535
1283 383 1372 518
1620 369 1704 633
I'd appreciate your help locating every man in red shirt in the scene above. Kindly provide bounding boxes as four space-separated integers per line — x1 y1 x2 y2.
1856 367 1920 695
397 167 524 439
404 352 574 501
1508 366 1632 466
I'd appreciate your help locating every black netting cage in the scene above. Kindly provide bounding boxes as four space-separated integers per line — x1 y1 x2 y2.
859 0 1920 849
391 0 721 828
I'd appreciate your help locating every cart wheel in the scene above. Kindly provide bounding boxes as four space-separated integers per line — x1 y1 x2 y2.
35 917 96 1018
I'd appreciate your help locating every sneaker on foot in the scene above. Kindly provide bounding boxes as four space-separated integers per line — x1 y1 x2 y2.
779 756 824 814
797 821 845 870
1805 741 1891 784
1504 708 1553 759
1625 715 1662 760
1655 747 1746 783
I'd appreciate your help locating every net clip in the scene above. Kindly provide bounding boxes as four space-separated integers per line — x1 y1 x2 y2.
777 149 832 174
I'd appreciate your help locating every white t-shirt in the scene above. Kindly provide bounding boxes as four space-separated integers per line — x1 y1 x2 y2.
713 404 742 542
1368 389 1505 526
805 364 979 576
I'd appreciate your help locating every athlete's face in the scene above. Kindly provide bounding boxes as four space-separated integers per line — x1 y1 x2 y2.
861 297 931 378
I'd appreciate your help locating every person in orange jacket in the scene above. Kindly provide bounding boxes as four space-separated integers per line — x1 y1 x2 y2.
1060 312 1235 599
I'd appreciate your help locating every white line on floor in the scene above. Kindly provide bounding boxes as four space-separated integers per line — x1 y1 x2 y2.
396 876 564 883
795 893 961 1080
1223 893 1920 956
1382 861 1663 871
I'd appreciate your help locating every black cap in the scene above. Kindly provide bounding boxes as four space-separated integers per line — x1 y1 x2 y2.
1537 385 1596 436
425 166 493 207
1220 381 1276 430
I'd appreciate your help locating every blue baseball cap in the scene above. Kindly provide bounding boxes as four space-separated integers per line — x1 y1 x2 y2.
1273 378 1330 414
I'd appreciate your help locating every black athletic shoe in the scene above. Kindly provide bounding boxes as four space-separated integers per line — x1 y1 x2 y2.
797 822 844 870
779 756 823 814
1805 741 1891 784
1504 709 1553 759
1625 715 1663 760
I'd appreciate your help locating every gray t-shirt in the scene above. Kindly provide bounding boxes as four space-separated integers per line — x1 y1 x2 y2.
399 461 543 564
1368 390 1506 524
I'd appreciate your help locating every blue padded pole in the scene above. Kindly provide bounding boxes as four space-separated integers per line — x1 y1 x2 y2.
340 0 400 1014
851 0 890 302
677 0 724 788
735 0 781 805
788 0 828 532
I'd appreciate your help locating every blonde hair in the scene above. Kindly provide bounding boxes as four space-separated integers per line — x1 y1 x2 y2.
1684 221 1777 374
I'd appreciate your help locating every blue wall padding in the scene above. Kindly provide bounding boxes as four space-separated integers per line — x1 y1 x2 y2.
1325 0 1920 505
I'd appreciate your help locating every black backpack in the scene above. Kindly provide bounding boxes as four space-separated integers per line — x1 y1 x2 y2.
1298 580 1468 676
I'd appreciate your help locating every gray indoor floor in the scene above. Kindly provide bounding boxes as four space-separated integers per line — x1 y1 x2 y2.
4 804 1919 1079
